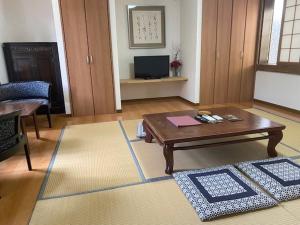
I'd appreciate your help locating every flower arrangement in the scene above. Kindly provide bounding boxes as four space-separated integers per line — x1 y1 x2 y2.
170 60 182 69
170 48 182 76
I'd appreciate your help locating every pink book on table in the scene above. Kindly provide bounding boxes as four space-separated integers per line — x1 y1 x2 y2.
167 116 201 127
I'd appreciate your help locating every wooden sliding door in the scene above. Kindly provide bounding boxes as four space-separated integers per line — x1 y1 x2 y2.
85 0 115 114
227 0 247 103
200 0 218 105
240 0 260 103
200 0 260 105
60 0 115 116
60 0 94 116
213 0 233 104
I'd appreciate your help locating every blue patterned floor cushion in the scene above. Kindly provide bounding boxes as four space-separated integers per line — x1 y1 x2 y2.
173 165 277 221
237 157 300 202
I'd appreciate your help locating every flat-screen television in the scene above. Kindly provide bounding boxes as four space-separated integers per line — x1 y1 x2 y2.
134 55 169 79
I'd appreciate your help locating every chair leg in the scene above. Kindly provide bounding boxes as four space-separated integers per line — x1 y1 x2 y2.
33 112 40 139
24 143 32 171
47 106 52 128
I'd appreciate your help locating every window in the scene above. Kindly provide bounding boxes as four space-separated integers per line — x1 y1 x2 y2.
258 0 300 74
279 0 300 63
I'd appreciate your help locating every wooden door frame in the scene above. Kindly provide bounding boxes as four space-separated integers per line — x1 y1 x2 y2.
58 0 74 116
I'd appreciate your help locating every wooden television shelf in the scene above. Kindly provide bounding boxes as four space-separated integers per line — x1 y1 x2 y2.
120 76 188 84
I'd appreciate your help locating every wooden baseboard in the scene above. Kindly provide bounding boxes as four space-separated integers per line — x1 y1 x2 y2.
254 99 300 121
121 96 180 102
121 96 198 105
254 99 300 113
178 97 200 106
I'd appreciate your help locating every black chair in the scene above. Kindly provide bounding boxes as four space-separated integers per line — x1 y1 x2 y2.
0 111 32 171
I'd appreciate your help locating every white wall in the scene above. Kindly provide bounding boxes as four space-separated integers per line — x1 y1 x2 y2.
179 0 201 103
254 71 300 110
109 0 122 110
51 0 71 114
116 0 181 78
116 0 201 102
121 83 183 100
116 0 185 101
0 1 7 84
0 0 202 111
0 0 56 83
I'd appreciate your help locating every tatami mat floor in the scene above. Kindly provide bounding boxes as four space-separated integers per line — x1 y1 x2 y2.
28 108 300 225
30 180 300 225
40 121 141 199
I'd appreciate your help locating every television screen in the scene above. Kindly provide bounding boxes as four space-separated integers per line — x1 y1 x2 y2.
134 55 169 79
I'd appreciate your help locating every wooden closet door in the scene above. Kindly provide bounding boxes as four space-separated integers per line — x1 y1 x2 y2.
60 0 95 116
85 0 115 114
240 0 260 103
200 0 218 105
227 0 247 103
213 0 233 104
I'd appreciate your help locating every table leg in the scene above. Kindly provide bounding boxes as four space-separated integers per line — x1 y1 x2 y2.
32 112 40 139
267 130 283 157
143 120 153 143
163 144 174 174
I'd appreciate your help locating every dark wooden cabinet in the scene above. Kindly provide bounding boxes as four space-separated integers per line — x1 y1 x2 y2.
2 42 65 114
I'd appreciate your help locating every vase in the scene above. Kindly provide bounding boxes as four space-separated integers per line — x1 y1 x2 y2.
173 68 181 77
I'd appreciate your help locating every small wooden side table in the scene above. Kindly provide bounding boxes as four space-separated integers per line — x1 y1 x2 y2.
0 102 42 142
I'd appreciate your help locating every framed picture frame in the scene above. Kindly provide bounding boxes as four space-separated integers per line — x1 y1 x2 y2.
127 5 166 49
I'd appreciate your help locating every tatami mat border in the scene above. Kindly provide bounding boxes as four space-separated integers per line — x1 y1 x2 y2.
38 128 65 200
130 138 142 142
247 108 300 153
37 121 147 201
118 120 146 182
280 142 300 154
39 175 173 201
292 155 300 160
35 121 175 201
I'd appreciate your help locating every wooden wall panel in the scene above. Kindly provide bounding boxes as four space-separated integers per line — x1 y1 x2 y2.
85 0 115 114
227 0 247 103
200 0 218 105
60 0 95 116
240 0 260 103
214 0 233 104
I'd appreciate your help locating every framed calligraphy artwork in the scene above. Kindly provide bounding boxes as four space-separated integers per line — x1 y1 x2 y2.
128 6 166 48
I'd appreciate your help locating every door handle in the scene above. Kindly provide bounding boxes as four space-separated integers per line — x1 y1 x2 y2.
86 56 90 64
90 55 93 64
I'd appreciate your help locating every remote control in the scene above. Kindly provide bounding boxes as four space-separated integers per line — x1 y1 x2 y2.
212 115 224 121
202 115 217 123
195 115 209 123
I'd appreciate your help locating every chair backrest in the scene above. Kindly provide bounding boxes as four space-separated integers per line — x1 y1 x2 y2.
0 110 22 160
0 81 51 102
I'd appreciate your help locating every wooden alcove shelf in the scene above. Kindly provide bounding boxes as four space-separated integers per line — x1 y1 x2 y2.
120 76 188 84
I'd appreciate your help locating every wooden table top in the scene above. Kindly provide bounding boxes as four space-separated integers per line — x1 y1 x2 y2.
0 102 41 117
143 107 286 144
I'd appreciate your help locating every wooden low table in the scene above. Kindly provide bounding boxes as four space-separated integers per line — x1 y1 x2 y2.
0 102 42 140
142 107 286 174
